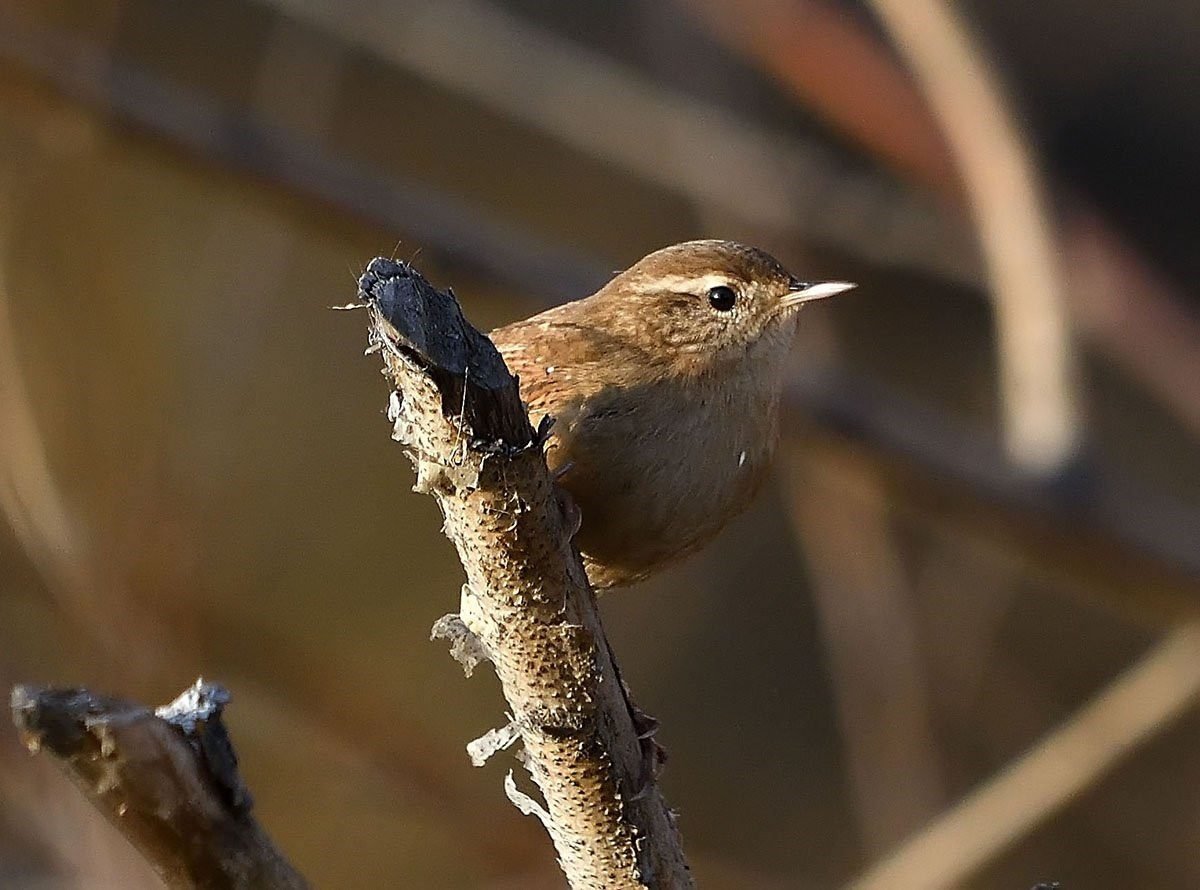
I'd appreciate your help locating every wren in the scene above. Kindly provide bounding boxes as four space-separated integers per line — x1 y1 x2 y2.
492 240 853 589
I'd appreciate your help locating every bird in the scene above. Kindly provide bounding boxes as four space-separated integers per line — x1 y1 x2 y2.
490 239 854 589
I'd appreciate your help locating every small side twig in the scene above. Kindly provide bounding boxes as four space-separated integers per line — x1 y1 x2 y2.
355 258 692 890
10 679 306 890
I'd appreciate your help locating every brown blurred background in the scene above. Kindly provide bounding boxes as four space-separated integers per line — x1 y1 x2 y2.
2 1 1199 887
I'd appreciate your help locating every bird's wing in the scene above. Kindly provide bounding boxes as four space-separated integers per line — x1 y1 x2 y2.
491 304 635 414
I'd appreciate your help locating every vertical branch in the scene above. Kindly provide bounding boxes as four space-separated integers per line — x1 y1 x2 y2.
353 258 692 889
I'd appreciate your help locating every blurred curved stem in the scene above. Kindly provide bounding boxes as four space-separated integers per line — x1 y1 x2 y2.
865 0 1081 476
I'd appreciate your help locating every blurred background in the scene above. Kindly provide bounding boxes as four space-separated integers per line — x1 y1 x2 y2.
2 0 1199 887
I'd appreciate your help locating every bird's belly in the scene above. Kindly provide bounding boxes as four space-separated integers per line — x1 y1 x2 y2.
550 395 772 588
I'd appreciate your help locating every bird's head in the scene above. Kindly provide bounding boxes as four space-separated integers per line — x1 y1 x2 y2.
595 239 854 377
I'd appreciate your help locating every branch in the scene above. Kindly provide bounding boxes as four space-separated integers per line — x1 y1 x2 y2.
10 680 307 890
354 258 692 889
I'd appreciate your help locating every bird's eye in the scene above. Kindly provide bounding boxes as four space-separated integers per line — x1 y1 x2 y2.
707 285 737 312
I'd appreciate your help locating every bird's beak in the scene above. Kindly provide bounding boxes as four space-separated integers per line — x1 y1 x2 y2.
781 279 857 309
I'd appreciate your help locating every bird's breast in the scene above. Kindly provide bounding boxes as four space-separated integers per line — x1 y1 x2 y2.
544 375 780 586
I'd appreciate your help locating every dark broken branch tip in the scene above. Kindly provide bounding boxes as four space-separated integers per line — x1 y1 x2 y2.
355 256 464 366
357 256 534 449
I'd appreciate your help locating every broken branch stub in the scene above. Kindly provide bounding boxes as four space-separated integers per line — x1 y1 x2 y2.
356 258 692 890
10 680 306 890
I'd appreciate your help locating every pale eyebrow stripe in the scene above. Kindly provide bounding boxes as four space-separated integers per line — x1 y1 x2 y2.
648 273 734 293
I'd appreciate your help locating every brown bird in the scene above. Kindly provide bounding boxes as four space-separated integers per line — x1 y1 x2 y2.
491 240 854 589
